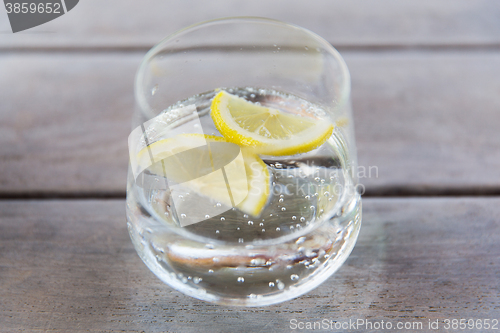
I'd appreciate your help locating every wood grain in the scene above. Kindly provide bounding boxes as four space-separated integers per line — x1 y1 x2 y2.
1 52 500 195
0 198 498 332
1 0 500 50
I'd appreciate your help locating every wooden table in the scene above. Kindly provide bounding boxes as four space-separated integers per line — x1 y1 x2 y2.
1 1 499 332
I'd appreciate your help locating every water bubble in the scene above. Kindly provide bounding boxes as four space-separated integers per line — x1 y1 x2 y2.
250 93 256 98
243 214 249 218
178 194 183 199
292 216 297 220
259 222 264 227
275 163 282 169
154 178 159 183
245 244 254 250
310 205 315 210
193 277 202 284
164 212 169 216
296 224 302 229
216 202 222 208
238 238 244 243
305 195 310 200
300 217 306 222
279 198 284 203
212 257 219 263
286 265 292 269
205 244 214 249
220 217 225 221
276 227 281 231
261 229 265 232
151 84 158 95
324 191 330 197
182 277 188 283
237 277 245 283
269 214 273 217
249 294 257 299
180 214 186 219
314 177 320 182
208 269 214 274
237 227 241 231
205 214 210 219
250 258 266 266
215 230 220 234
296 237 306 244
248 221 254 225
269 282 275 287
280 194 284 198
277 280 285 290
281 207 286 211
290 274 299 281
290 225 294 230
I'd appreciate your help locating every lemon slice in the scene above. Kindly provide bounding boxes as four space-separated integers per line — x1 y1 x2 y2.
211 91 334 156
136 134 270 218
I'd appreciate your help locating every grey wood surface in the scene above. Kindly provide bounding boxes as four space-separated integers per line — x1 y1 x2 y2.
1 52 500 196
0 198 498 332
1 0 500 50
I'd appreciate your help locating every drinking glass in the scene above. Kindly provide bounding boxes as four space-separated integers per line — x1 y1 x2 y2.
127 17 361 306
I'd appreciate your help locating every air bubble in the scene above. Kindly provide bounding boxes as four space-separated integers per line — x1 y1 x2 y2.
151 84 158 95
215 230 220 234
277 281 285 290
300 217 306 222
204 214 210 219
243 214 249 218
276 227 281 231
193 277 202 284
281 207 286 211
180 214 186 219
305 195 310 200
238 238 244 243
292 216 297 220
248 221 253 225
213 257 219 263
261 229 265 232
269 282 275 287
220 217 225 221
216 202 222 207
259 222 264 227
249 294 257 299
279 198 284 203
237 277 245 283
291 274 299 281
208 269 214 273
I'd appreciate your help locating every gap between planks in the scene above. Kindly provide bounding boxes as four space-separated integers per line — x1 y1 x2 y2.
2 43 500 54
1 187 500 200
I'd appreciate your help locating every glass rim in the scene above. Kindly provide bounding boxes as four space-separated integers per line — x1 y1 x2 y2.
134 16 351 118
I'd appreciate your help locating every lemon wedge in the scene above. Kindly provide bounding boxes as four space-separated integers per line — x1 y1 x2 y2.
136 134 270 218
210 91 334 156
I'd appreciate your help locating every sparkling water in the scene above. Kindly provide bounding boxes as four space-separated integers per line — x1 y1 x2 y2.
126 88 361 306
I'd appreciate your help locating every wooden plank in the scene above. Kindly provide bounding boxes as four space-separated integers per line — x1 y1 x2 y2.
1 52 500 195
1 0 500 50
0 198 498 332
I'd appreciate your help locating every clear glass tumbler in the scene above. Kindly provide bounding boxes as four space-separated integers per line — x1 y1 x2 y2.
126 17 361 306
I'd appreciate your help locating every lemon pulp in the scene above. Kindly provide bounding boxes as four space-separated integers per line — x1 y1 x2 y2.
211 91 334 156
